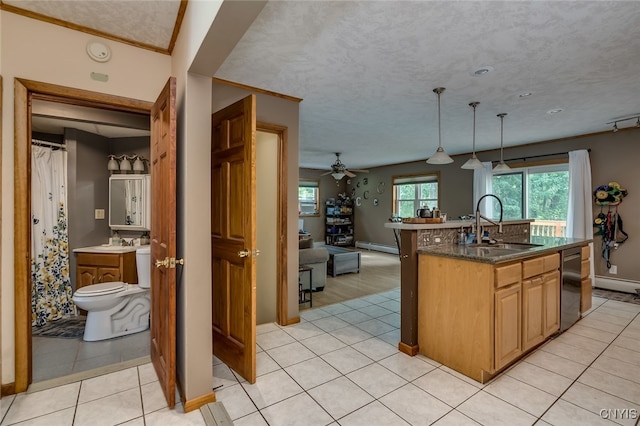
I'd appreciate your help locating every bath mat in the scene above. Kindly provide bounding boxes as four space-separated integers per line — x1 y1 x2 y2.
32 317 86 339
593 288 640 305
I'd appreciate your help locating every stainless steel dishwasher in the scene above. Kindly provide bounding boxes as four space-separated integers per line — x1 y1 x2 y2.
561 247 583 332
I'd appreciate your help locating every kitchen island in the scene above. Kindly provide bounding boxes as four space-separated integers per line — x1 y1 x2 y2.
384 219 534 356
417 236 592 383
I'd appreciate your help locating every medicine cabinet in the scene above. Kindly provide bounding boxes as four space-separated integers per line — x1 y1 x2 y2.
109 174 151 231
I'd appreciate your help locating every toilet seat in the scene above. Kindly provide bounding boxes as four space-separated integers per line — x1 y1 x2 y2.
75 282 127 296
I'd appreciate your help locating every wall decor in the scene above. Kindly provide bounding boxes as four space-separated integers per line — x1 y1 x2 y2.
363 177 369 185
355 196 362 206
373 198 379 206
363 190 370 199
377 182 385 194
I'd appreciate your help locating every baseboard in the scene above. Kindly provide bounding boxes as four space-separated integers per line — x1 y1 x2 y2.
594 275 640 294
398 342 419 356
283 316 300 326
1 382 16 397
355 241 399 255
183 391 216 413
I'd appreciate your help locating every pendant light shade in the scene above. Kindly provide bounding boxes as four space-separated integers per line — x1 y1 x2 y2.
427 87 453 165
461 101 484 169
493 113 511 172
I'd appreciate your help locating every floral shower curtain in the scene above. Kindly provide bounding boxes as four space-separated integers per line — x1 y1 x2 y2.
31 145 75 326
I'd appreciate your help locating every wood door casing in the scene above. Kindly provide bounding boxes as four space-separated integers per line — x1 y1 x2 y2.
150 77 177 408
211 95 257 383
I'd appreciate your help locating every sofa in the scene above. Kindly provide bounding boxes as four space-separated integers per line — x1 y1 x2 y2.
299 238 329 291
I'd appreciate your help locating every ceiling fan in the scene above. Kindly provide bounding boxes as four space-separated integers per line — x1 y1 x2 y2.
321 153 369 180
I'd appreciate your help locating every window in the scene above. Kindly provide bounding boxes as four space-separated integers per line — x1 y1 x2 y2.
393 173 439 218
492 164 569 236
298 179 319 216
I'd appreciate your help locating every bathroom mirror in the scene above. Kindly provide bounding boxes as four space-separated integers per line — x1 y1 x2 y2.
109 175 151 230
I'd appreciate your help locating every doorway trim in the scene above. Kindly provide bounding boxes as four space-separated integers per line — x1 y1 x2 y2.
13 78 152 393
256 122 289 325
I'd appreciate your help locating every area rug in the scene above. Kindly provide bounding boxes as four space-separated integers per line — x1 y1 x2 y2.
593 288 640 305
32 317 86 338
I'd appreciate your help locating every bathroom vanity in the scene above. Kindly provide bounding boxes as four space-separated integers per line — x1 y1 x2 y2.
74 246 139 289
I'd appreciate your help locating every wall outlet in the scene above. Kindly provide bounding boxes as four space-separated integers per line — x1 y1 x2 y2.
609 265 618 274
95 209 105 220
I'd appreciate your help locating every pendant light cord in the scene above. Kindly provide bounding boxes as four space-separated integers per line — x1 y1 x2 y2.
434 87 445 149
498 113 507 162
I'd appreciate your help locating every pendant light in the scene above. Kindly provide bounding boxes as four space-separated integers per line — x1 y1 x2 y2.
426 87 453 164
461 102 483 169
493 113 511 172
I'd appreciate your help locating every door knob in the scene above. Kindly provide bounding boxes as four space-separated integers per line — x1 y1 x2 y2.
238 249 250 258
155 257 169 268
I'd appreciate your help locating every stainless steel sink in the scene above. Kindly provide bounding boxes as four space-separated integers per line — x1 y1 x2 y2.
465 246 523 257
491 242 543 249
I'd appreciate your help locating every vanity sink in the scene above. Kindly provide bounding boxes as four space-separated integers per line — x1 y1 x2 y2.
73 245 139 254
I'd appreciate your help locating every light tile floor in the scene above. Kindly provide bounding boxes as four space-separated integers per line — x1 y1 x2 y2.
32 329 150 382
3 290 640 425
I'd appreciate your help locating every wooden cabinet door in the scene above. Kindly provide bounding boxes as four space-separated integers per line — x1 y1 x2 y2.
543 270 560 337
98 267 121 283
77 266 98 288
523 277 544 351
495 283 522 370
581 278 592 313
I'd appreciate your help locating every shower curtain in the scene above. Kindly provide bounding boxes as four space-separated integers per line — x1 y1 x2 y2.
124 178 142 225
31 145 75 327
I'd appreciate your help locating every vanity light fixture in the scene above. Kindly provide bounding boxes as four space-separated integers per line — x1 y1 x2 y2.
107 154 147 173
426 87 454 165
461 102 484 170
613 122 619 133
493 113 511 172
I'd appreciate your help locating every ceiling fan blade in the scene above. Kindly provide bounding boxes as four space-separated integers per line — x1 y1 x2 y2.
320 171 332 176
344 170 357 178
350 169 369 173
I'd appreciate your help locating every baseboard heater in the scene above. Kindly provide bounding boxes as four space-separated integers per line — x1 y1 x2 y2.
595 275 640 294
355 241 399 255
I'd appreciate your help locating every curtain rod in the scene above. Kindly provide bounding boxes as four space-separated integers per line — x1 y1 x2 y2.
32 139 66 149
492 148 591 164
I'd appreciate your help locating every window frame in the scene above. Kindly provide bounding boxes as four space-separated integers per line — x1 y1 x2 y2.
492 162 569 220
298 179 320 217
392 172 440 218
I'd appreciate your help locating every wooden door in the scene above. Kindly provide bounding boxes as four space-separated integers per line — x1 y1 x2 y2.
495 283 522 370
77 267 98 287
150 77 177 407
523 277 544 351
543 271 560 337
211 95 257 383
98 267 121 283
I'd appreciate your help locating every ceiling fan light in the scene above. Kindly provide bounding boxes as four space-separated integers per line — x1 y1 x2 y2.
331 172 345 180
461 155 484 169
426 146 453 164
493 161 511 172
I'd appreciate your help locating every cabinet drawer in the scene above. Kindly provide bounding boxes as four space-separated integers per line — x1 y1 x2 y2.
581 260 590 279
76 253 120 267
495 262 522 288
523 253 559 279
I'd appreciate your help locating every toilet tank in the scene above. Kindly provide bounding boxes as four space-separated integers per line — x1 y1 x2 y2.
136 245 151 288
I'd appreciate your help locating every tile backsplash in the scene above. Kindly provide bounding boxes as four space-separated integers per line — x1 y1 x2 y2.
416 223 531 249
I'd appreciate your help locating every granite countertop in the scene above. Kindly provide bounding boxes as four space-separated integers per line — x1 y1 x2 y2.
384 219 533 230
73 245 140 254
417 236 592 264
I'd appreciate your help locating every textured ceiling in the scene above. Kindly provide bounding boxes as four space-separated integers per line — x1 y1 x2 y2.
216 1 640 170
7 1 640 171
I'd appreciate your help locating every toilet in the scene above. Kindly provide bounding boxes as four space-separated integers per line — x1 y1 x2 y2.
73 246 151 341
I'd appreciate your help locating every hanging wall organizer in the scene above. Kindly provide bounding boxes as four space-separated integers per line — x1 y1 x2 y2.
593 182 629 268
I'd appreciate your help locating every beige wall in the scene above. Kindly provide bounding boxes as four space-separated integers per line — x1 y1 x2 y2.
347 128 640 282
1 11 171 385
211 82 301 320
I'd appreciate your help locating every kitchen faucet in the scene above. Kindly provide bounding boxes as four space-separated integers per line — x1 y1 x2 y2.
475 194 504 243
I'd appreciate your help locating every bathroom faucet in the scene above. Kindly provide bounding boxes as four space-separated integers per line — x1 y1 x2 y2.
475 194 504 243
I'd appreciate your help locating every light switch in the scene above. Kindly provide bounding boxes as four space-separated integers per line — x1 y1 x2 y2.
95 209 105 220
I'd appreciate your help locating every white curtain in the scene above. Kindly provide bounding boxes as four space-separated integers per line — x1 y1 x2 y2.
567 149 595 280
473 161 494 217
125 178 143 226
31 145 75 326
